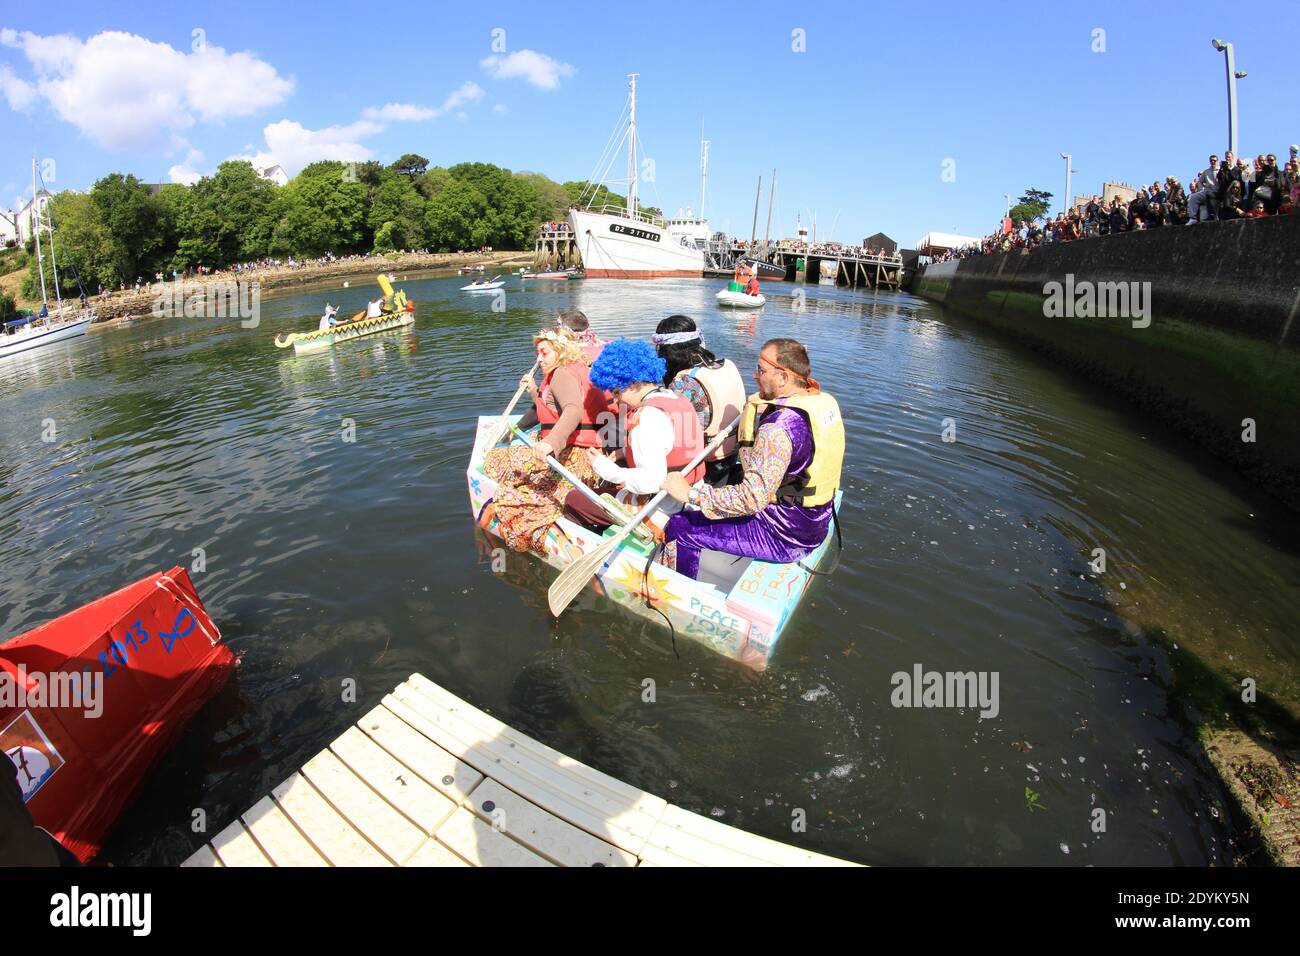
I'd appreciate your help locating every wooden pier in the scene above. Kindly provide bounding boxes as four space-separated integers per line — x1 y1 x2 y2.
533 224 577 271
184 674 857 867
733 245 904 291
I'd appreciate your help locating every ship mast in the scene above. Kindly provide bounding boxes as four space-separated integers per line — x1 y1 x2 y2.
699 122 709 221
626 73 638 219
31 158 48 310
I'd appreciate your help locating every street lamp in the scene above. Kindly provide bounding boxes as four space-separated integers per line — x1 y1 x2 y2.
1059 153 1075 216
1211 39 1244 157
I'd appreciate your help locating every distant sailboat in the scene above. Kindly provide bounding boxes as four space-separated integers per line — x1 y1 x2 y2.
0 158 94 360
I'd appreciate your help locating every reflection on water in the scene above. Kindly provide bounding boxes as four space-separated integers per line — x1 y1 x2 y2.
0 273 1296 866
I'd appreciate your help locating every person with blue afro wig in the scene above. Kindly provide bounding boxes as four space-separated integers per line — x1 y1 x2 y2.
589 338 666 394
563 338 707 532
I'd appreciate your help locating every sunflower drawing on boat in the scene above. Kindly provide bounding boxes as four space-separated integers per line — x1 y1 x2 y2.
604 563 685 609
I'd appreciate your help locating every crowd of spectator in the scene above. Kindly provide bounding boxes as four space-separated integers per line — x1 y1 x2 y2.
933 144 1299 262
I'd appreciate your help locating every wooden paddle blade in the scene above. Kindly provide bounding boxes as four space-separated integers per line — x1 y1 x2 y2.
547 536 621 617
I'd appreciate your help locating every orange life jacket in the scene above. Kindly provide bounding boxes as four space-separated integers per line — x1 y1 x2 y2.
624 392 706 484
536 362 609 448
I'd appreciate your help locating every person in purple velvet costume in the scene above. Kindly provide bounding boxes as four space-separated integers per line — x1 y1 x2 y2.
659 338 843 579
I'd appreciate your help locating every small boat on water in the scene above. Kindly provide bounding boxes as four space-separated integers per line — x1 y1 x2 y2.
716 290 765 308
467 416 840 669
1 312 93 359
716 281 766 309
520 269 574 281
275 275 415 353
739 257 787 281
1 566 236 862
461 279 505 293
2 158 96 360
457 264 487 276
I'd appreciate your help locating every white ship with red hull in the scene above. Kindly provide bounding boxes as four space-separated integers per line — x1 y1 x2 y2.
568 74 704 280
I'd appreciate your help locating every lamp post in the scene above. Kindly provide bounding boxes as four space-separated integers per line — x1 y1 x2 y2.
1211 39 1246 157
1059 153 1075 216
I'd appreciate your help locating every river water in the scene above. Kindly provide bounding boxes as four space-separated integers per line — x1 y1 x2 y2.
2 273 1297 866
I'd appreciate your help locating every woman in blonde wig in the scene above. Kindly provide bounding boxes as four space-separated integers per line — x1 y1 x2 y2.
481 327 610 553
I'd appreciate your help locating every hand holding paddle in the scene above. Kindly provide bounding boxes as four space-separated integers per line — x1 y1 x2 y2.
489 358 540 448
547 416 741 618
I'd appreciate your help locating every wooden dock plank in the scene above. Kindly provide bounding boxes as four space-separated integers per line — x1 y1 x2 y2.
644 804 848 867
329 725 458 834
184 673 858 867
180 843 223 867
465 778 637 867
433 808 554 867
355 703 483 804
271 772 390 867
406 836 472 867
391 676 666 851
298 748 426 865
210 819 271 867
240 795 329 867
384 688 661 855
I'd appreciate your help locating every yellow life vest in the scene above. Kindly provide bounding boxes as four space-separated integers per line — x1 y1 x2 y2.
737 390 844 507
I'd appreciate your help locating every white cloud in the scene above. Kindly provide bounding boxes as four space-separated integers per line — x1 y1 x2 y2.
0 29 293 151
363 103 436 122
493 103 508 114
0 64 35 110
233 119 383 176
244 80 484 177
363 82 484 123
479 50 575 90
438 80 485 112
168 148 205 185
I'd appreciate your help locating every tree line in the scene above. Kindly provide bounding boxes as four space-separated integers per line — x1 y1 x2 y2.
19 154 657 300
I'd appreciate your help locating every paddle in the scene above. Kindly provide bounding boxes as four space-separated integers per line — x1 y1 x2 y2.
487 359 540 447
547 417 740 618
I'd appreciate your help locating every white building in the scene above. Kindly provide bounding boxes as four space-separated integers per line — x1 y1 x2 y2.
13 189 53 244
257 164 289 187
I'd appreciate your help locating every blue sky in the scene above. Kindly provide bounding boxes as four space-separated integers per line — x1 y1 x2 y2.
1 0 1291 248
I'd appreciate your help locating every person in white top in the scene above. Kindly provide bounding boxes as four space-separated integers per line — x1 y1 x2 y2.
561 339 707 533
365 298 382 319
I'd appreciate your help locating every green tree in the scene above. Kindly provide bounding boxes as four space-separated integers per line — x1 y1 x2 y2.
174 161 277 268
1014 188 1054 222
366 172 426 252
390 153 430 180
424 177 489 250
23 192 113 298
89 173 166 283
0 290 17 323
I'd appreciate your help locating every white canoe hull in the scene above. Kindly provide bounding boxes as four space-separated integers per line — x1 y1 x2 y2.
461 282 504 292
467 415 840 669
716 290 766 308
568 208 704 279
0 316 92 359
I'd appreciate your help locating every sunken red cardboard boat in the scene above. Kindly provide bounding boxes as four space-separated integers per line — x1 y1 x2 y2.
0 567 235 862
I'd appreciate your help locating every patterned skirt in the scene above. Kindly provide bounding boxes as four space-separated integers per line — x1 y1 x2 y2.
481 444 600 554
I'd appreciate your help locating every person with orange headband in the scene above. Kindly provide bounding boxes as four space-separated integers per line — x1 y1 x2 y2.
659 338 844 579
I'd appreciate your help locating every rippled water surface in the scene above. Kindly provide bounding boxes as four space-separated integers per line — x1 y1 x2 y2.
2 272 1297 866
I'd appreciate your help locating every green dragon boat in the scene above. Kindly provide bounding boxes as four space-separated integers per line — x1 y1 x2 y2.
275 275 415 353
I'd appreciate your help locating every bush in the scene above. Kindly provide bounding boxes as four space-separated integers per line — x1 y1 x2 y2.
0 249 28 277
0 291 16 324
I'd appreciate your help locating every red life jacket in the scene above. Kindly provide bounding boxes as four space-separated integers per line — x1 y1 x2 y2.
624 392 705 484
536 362 608 448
